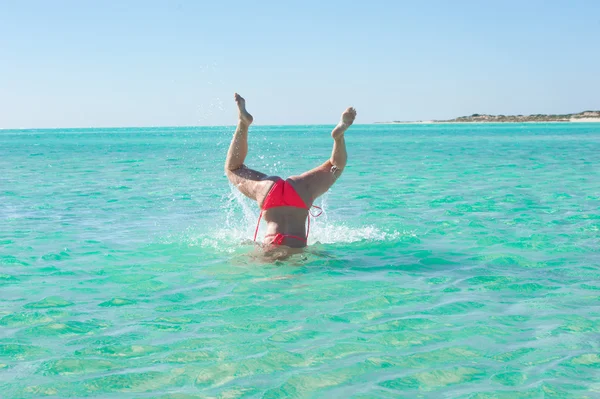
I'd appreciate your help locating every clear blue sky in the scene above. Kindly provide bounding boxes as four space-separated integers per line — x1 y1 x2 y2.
1 0 599 128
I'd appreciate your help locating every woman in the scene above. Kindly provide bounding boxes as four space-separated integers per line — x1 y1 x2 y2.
225 93 356 249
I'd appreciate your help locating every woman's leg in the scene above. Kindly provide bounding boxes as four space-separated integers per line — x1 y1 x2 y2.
290 107 356 202
225 93 270 202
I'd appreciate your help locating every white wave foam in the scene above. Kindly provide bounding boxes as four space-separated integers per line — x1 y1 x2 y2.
307 223 404 244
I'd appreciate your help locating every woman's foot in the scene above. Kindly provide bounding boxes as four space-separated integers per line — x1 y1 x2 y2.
332 107 356 139
234 93 254 126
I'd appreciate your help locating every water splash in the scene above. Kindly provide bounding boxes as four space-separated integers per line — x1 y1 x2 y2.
167 185 408 252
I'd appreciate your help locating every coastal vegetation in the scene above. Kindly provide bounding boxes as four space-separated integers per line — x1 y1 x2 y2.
442 110 600 123
382 110 600 124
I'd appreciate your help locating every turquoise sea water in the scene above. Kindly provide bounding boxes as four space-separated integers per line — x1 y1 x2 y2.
1 123 600 398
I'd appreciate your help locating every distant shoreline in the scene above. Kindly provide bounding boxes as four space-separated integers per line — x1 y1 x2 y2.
378 111 600 124
376 119 600 125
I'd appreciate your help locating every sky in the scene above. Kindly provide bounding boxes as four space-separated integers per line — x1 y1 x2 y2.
1 0 599 128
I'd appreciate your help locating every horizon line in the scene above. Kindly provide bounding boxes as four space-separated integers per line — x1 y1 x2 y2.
3 120 600 131
0 122 365 130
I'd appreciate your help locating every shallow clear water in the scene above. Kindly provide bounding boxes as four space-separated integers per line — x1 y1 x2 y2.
1 123 600 398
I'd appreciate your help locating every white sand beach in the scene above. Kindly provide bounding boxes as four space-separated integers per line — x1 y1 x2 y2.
570 117 600 122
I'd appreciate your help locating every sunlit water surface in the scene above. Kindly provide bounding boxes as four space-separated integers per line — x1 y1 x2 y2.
1 123 600 398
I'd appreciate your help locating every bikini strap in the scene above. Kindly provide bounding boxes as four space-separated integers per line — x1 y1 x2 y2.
253 210 263 242
306 205 323 240
310 205 323 218
264 233 307 245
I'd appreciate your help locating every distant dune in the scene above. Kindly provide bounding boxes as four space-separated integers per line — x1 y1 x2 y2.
379 110 600 124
